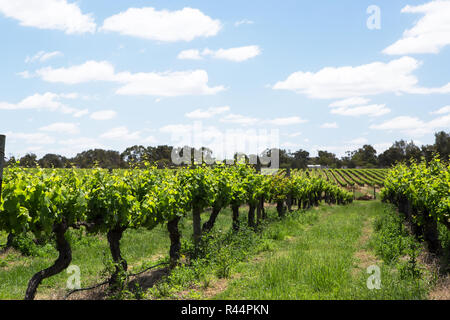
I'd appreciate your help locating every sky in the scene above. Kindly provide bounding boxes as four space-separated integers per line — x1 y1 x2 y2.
0 0 449 159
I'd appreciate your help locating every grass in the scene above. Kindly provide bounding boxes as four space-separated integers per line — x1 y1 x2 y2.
0 200 442 300
215 201 434 300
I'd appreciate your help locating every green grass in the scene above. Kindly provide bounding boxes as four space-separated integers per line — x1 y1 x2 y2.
216 201 433 300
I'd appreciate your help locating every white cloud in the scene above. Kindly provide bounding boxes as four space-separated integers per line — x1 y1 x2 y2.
90 110 117 120
36 61 116 84
330 104 391 117
286 132 302 138
235 19 254 27
5 131 55 145
56 137 106 156
202 46 261 62
101 7 221 42
329 97 370 108
281 142 302 149
100 126 141 140
220 114 261 126
73 109 89 118
273 56 450 99
430 105 450 115
39 122 79 134
320 122 339 129
0 0 96 34
346 138 369 145
25 51 62 63
178 46 261 62
370 114 450 136
177 49 203 60
219 114 306 127
266 117 307 126
384 1 450 55
185 106 230 119
35 61 225 97
115 70 225 96
0 92 87 117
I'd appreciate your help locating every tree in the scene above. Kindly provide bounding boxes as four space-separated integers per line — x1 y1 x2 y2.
434 131 450 161
350 145 378 167
316 150 338 168
38 154 68 168
72 149 123 168
19 153 37 168
291 149 310 169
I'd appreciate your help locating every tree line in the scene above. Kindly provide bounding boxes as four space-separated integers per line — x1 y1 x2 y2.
4 131 449 169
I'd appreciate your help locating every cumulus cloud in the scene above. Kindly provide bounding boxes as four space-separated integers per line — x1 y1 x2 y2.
100 126 156 143
384 1 450 55
36 61 116 84
235 19 254 27
0 92 87 117
320 122 339 129
330 104 391 117
273 56 450 99
39 122 79 134
202 46 261 62
5 131 55 145
34 61 225 97
430 105 450 115
220 114 307 126
178 46 261 62
0 0 96 34
370 114 450 136
177 49 203 60
265 117 307 126
101 7 221 42
185 106 230 119
90 110 117 120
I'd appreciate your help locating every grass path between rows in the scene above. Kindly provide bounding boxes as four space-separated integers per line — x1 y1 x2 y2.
214 201 430 300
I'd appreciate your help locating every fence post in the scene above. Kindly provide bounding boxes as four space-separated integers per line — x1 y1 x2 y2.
0 135 5 200
373 186 376 200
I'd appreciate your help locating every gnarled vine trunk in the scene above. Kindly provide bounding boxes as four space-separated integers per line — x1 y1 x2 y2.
167 216 181 269
192 205 202 247
277 201 285 218
202 205 222 233
232 205 240 231
25 221 71 300
422 210 442 255
107 226 127 288
248 204 256 228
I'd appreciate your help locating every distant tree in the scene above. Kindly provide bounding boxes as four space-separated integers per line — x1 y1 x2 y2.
434 131 450 161
317 150 338 168
19 153 38 168
378 140 407 167
291 149 310 169
5 156 16 167
72 149 123 168
38 154 68 168
350 145 378 167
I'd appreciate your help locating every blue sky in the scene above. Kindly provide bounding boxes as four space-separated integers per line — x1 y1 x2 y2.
0 0 449 159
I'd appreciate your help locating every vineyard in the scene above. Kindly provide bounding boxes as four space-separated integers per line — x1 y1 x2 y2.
380 157 450 256
0 164 353 299
0 161 448 300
